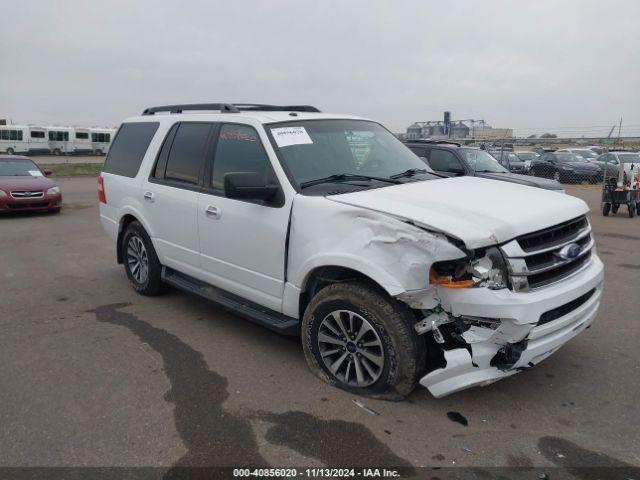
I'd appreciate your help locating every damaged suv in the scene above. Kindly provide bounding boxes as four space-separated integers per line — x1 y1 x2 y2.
99 103 604 399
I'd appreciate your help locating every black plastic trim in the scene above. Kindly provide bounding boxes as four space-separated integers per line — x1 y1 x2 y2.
161 267 299 336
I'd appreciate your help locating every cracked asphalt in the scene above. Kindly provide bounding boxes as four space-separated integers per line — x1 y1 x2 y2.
0 178 638 476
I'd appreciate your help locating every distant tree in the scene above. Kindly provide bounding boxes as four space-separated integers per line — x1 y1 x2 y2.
527 134 538 138
540 133 557 138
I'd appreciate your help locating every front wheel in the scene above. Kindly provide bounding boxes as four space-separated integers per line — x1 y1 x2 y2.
603 203 611 216
6 148 14 155
121 221 166 296
302 282 425 400
629 203 637 218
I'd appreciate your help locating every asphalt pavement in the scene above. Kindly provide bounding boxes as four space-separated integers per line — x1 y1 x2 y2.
0 178 638 477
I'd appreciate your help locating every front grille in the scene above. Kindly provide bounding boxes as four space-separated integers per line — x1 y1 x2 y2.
7 202 49 209
517 216 588 252
538 288 596 326
501 215 594 292
10 190 44 199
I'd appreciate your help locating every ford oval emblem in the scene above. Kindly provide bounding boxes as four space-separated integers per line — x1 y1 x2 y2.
557 243 581 260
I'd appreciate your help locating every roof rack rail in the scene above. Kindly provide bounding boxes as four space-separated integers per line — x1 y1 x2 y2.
141 103 321 116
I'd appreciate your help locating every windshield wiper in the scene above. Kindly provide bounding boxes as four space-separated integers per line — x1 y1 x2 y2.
299 174 401 189
389 168 428 179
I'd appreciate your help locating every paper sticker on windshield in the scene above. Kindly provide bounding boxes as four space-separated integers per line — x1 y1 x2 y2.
271 126 313 148
28 170 43 177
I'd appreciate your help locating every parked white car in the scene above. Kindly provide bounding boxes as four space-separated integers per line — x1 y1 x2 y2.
98 103 604 399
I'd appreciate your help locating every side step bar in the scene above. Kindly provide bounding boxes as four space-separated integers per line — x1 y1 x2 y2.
161 267 299 336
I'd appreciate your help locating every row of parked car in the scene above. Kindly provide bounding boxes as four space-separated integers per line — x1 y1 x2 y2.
406 140 639 186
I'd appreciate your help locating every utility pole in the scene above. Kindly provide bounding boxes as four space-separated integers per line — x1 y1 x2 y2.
618 117 622 140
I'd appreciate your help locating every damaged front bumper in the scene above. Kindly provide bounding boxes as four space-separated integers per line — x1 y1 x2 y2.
418 255 604 397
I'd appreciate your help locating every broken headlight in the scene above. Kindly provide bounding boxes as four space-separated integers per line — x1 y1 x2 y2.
430 247 508 290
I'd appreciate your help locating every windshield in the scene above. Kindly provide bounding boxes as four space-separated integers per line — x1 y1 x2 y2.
516 152 536 161
459 148 508 173
572 149 597 158
0 159 42 177
618 153 640 163
556 153 586 162
267 120 432 187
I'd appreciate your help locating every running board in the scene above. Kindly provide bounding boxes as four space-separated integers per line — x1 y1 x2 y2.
161 267 299 336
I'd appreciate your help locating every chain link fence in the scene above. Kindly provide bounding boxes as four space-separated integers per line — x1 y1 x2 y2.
472 138 640 187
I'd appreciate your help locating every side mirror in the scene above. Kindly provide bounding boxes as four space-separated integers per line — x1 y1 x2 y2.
43 169 53 176
224 172 278 201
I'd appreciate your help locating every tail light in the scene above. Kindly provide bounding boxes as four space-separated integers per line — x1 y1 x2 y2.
97 175 107 204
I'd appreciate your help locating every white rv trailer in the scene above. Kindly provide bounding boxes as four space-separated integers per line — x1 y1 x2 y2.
89 128 116 155
73 128 93 154
46 127 73 155
27 126 49 153
0 125 51 154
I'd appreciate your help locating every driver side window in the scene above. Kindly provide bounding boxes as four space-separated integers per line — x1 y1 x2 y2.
428 149 464 174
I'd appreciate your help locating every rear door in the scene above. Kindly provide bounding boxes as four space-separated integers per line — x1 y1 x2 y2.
142 122 215 275
197 123 291 311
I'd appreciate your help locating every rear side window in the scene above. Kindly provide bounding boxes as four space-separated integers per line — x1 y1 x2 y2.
164 123 213 185
103 122 159 178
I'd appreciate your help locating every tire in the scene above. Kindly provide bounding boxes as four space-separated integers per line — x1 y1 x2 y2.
612 204 619 214
94 149 102 156
629 203 636 218
301 281 425 400
6 148 14 155
53 148 61 156
602 203 611 216
121 221 166 296
553 170 561 182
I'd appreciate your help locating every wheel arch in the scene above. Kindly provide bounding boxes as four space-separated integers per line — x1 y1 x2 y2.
116 211 158 264
297 264 400 321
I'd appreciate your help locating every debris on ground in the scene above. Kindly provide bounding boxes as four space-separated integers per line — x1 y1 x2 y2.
352 399 378 416
446 411 469 426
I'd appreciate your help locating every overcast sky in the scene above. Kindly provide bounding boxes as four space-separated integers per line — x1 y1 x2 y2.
1 0 639 136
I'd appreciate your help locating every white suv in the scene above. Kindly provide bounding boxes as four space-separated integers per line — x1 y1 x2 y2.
99 103 604 399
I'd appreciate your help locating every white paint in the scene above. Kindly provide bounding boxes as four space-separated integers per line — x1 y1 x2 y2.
99 108 605 398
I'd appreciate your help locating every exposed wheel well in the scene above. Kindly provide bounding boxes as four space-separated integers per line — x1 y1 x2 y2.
298 266 390 319
116 214 140 264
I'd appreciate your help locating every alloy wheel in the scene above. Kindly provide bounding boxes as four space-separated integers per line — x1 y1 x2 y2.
126 236 149 284
317 310 385 387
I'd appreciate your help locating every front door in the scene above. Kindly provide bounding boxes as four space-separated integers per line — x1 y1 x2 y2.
197 123 291 312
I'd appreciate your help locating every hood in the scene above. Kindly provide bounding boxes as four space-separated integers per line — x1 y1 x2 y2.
475 172 563 191
0 175 57 192
559 161 600 170
328 177 588 249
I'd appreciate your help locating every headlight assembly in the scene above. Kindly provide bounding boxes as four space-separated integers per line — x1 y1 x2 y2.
0 189 7 197
47 186 60 195
430 247 508 290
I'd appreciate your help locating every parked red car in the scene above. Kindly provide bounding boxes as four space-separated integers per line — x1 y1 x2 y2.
0 155 62 213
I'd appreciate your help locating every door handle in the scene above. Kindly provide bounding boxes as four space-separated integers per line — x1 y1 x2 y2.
205 205 221 219
143 191 155 202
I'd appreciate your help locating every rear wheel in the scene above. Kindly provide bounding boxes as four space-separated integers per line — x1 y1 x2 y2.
94 149 103 156
121 221 166 296
6 148 14 155
53 148 61 156
629 203 636 218
602 203 611 216
302 282 425 400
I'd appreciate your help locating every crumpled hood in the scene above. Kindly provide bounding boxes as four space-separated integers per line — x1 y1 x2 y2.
0 175 56 191
328 176 589 249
